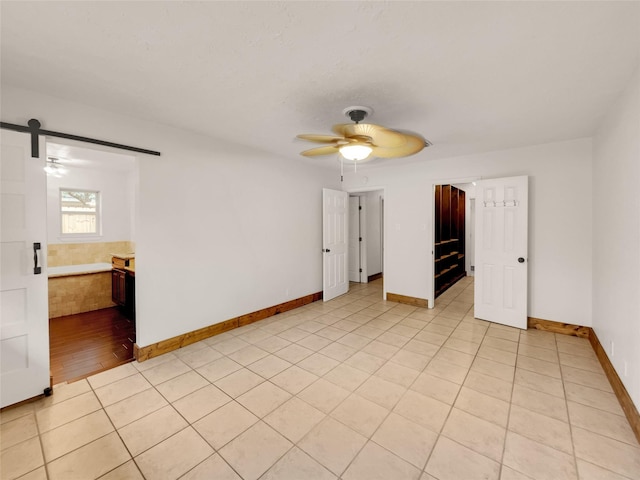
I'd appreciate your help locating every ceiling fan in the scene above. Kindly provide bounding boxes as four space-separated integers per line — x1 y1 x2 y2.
297 106 430 162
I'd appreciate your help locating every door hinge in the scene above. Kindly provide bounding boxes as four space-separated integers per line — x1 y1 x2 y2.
359 237 362 242
359 268 362 273
359 205 362 210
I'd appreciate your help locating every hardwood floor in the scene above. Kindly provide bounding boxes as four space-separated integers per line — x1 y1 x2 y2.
49 307 136 385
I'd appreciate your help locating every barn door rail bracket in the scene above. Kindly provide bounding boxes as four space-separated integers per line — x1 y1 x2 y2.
0 118 161 158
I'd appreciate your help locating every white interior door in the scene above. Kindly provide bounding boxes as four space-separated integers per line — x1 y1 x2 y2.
474 175 528 329
348 196 361 283
323 188 348 301
1 130 50 408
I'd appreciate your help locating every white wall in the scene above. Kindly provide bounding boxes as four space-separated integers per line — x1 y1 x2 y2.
129 163 139 244
592 66 640 407
343 138 593 326
46 165 133 244
2 86 339 347
365 190 383 276
450 183 476 277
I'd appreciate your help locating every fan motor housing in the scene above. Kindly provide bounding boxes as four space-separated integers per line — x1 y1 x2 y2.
342 106 373 124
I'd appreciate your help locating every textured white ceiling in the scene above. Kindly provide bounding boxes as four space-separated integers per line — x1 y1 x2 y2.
2 1 639 168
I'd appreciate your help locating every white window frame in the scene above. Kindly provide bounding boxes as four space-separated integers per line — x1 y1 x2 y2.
60 188 102 238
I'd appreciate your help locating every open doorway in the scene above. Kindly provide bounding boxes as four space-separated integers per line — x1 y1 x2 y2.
45 141 137 384
348 189 384 284
433 181 476 307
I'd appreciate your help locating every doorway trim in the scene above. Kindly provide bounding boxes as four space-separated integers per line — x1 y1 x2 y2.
44 137 140 383
345 186 386 299
348 195 366 283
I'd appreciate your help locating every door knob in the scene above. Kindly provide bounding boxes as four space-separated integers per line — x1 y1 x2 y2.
518 257 525 263
323 249 331 253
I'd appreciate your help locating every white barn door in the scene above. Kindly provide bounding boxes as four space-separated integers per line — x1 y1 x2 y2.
1 130 50 408
323 188 348 301
474 176 528 329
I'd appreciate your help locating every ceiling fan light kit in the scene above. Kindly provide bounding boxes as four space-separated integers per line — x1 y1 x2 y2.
44 157 67 177
296 106 430 166
339 144 373 161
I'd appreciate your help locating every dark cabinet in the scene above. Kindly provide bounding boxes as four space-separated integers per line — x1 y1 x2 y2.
124 272 135 320
112 269 126 306
435 184 466 298
112 268 135 320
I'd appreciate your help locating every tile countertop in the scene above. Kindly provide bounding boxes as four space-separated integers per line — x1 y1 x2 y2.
111 252 135 260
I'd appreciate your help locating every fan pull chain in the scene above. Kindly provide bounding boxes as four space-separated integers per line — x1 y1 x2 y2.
340 155 344 182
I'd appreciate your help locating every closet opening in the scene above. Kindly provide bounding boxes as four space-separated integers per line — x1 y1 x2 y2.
434 183 475 299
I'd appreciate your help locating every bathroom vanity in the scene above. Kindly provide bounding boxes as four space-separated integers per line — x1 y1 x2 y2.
111 253 135 320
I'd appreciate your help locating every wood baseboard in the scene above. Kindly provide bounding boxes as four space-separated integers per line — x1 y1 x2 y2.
527 316 639 443
527 317 590 338
386 292 428 308
589 329 640 444
368 272 383 282
134 291 322 362
237 292 322 327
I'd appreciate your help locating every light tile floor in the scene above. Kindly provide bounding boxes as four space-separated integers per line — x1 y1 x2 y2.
2 277 640 479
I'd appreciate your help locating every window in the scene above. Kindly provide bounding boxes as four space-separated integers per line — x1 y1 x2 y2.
60 189 100 235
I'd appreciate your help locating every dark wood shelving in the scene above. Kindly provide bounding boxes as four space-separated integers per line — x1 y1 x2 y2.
434 184 466 298
435 239 458 245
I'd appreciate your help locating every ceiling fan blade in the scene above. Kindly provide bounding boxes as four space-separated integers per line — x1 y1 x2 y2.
334 122 428 156
300 145 340 157
301 113 429 159
332 123 405 148
296 134 345 144
370 133 427 158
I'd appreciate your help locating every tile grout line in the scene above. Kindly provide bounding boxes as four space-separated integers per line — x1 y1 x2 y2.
112 347 284 478
557 331 582 480
34 375 143 479
15 278 638 480
33 402 51 480
88 373 146 480
257 286 391 478
147 297 379 479
23 282 434 479
270 290 422 477
556 335 640 478
284 300 413 478
142 363 243 480
499 329 525 479
419 280 497 477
